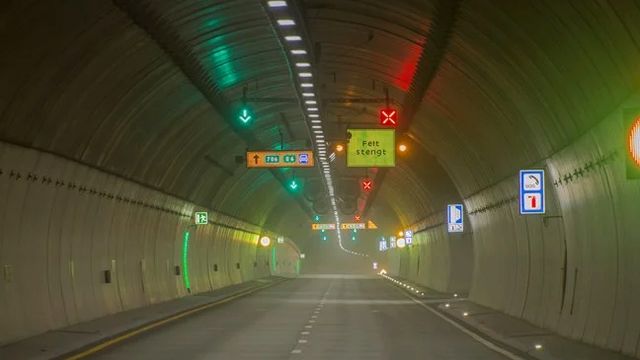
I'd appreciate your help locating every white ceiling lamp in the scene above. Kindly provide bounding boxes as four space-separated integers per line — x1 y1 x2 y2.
302 92 314 97
285 35 302 41
277 19 296 26
298 72 313 78
295 62 311 67
305 100 317 105
291 49 307 55
300 83 313 88
268 1 287 7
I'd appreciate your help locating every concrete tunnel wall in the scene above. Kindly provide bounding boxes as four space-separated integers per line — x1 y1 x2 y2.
384 210 473 295
0 141 300 346
389 91 640 357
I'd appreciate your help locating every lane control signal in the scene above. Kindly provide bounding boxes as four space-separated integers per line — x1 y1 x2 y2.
361 178 373 192
379 108 398 126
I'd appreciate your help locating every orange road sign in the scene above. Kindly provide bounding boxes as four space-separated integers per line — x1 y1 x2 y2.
312 223 336 230
340 223 366 230
247 150 315 168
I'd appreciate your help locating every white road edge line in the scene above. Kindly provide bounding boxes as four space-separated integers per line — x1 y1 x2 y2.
403 292 526 360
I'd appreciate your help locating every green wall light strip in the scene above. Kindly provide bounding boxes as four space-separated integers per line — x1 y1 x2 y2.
271 247 277 274
183 231 191 291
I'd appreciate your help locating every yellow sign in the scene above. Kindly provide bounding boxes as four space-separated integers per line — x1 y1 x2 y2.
367 220 378 229
247 150 315 168
312 223 336 230
347 129 395 167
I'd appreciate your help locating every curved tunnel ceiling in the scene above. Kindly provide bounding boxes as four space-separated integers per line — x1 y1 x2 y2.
1 0 639 249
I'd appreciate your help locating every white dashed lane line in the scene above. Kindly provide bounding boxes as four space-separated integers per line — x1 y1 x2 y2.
290 280 334 358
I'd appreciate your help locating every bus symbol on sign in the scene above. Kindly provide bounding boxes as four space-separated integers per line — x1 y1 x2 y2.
299 154 309 164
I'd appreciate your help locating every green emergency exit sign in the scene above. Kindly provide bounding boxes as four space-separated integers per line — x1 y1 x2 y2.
195 212 208 225
347 129 396 167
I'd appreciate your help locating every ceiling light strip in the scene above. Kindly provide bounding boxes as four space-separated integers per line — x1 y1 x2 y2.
265 0 365 257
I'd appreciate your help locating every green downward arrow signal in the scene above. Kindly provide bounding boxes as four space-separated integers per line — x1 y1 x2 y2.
239 109 252 124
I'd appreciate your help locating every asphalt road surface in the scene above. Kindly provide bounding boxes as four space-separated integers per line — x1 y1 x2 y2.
88 275 511 360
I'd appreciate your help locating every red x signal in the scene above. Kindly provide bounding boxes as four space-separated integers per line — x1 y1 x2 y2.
380 108 398 126
361 179 373 191
354 215 361 221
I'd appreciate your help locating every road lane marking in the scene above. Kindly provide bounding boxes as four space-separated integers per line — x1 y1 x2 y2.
64 279 289 360
390 283 527 360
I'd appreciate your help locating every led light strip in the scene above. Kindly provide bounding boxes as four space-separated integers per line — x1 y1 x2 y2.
265 0 366 257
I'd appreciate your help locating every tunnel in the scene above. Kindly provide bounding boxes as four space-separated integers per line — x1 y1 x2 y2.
1 0 640 359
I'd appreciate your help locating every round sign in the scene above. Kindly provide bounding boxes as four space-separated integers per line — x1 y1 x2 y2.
629 116 640 167
396 238 406 248
259 236 271 247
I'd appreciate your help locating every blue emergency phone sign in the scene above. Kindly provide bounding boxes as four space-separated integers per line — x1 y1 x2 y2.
519 170 545 214
447 204 464 233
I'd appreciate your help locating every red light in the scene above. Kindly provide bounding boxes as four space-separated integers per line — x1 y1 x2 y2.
361 179 373 191
629 116 640 167
354 215 361 221
379 108 398 126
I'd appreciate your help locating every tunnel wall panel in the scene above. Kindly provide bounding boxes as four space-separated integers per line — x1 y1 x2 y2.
462 94 640 357
0 142 299 346
388 215 473 294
